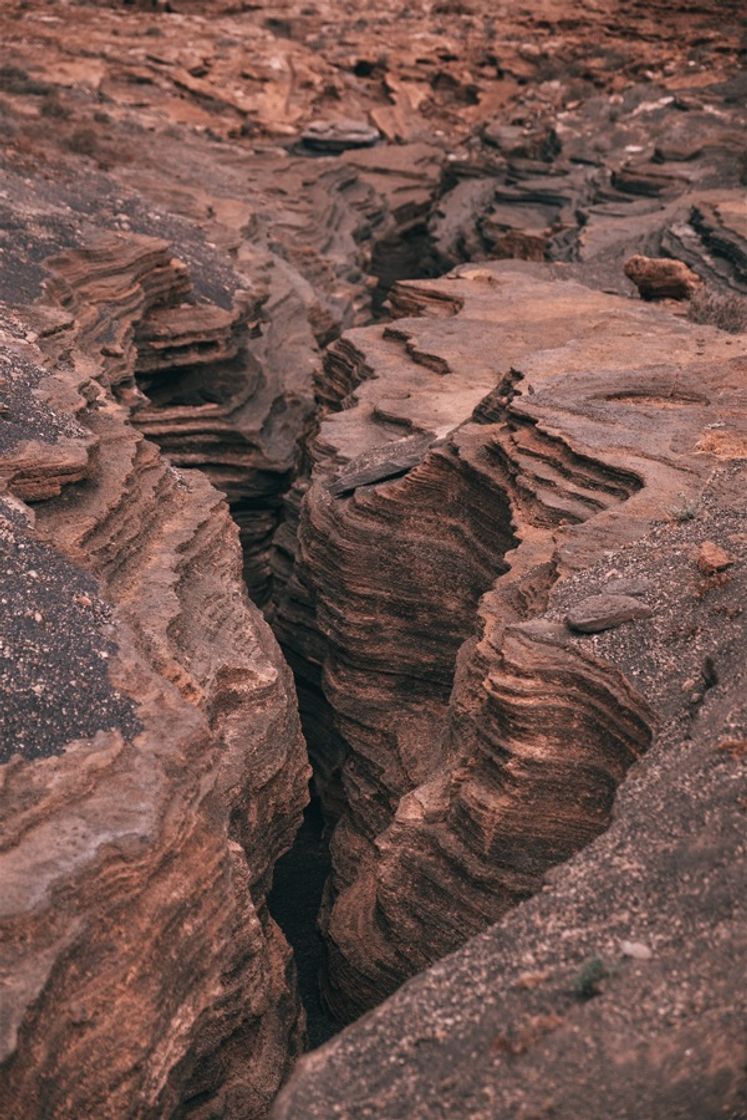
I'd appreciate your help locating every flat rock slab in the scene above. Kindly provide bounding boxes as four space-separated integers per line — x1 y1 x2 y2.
328 435 436 497
566 593 654 633
301 119 381 152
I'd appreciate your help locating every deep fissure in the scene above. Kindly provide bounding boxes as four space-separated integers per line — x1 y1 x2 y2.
4 5 746 1115
262 208 461 1045
123 184 458 1049
267 795 339 1049
94 41 747 1084
124 157 656 1054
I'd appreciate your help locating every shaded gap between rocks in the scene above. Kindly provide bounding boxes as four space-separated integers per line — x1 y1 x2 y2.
122 168 469 1054
369 221 445 315
267 792 340 1049
262 189 460 1050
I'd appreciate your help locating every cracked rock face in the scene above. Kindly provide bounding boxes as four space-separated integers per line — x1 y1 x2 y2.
274 262 747 1116
0 0 479 607
275 520 747 1118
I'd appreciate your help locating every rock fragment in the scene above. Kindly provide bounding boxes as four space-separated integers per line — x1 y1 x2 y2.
566 593 654 633
620 940 654 960
604 577 652 598
696 540 734 574
624 254 702 300
301 119 380 152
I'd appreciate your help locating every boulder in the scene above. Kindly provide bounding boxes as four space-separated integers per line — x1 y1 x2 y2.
624 254 702 300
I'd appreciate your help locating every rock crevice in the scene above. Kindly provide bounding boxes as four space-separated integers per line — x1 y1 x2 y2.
0 230 310 1118
274 260 745 1022
1 3 745 1116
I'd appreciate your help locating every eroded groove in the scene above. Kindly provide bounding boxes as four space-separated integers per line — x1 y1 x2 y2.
2 5 746 1117
273 259 745 1027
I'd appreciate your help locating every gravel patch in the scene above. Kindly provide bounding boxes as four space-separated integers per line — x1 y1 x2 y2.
0 500 141 763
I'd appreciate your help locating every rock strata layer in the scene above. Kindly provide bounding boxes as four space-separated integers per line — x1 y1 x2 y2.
0 0 744 609
1 2 746 1117
275 483 747 1116
0 224 310 1119
0 0 472 605
272 259 747 1030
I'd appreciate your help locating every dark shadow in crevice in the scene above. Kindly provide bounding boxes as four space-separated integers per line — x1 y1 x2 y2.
268 793 341 1050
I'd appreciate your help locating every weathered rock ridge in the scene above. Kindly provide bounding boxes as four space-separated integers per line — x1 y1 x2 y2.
0 205 313 1118
273 258 747 1024
275 493 747 1116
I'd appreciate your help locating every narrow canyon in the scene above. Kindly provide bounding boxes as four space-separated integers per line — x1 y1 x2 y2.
0 2 745 1119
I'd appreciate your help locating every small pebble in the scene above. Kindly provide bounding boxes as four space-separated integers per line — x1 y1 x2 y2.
620 940 653 961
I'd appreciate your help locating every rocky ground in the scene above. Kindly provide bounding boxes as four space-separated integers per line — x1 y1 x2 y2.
0 1 745 1118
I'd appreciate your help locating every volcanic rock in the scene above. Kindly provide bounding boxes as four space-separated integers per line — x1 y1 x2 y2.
430 81 747 294
695 540 734 574
275 572 746 1117
0 0 479 605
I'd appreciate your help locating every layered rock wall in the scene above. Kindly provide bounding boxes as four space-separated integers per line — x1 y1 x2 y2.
273 261 747 1020
1 3 746 1116
0 231 310 1117
275 489 747 1116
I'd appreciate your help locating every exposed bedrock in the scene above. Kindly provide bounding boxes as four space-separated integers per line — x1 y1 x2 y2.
31 141 447 606
272 260 747 1023
1 3 746 1115
0 0 744 615
275 494 747 1117
430 77 747 299
0 227 310 1115
0 24 453 608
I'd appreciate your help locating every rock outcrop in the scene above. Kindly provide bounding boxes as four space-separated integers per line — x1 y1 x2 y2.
273 259 747 1024
0 0 743 600
0 218 311 1116
431 78 747 300
1 2 746 1118
275 488 747 1115
0 0 457 606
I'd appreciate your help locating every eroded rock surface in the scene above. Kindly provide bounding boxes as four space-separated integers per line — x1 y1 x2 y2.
0 0 744 601
0 201 311 1120
272 258 747 1027
275 479 747 1115
0 0 467 604
1 1 746 1118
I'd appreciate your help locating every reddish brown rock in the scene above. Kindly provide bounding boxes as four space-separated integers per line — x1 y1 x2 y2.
695 539 734 574
624 254 702 300
1 4 746 1118
275 537 747 1116
273 261 747 1118
273 260 747 1024
0 238 310 1117
565 593 653 633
